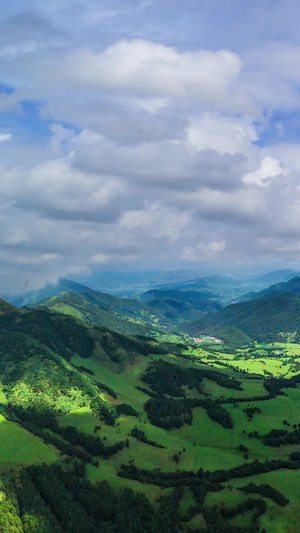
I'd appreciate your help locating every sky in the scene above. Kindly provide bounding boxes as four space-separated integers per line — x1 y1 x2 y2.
2 1 300 292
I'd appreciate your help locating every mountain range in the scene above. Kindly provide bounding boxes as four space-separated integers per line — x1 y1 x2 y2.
4 269 300 347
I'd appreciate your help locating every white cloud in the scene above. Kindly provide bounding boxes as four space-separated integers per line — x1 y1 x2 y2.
14 253 59 264
174 186 266 226
181 237 226 262
186 113 257 155
119 204 188 243
242 42 300 111
72 127 246 190
0 155 125 220
243 156 286 186
57 40 242 102
89 253 108 264
0 133 12 142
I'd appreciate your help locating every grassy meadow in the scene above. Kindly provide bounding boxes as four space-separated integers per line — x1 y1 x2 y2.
0 321 299 531
59 343 300 531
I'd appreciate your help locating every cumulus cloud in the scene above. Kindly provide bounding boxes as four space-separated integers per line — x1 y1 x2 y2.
1 1 300 291
243 156 286 186
56 40 241 100
186 113 257 155
119 203 189 243
0 156 125 222
71 127 248 191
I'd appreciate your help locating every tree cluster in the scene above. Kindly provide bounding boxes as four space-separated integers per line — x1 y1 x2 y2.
142 360 242 398
131 428 165 448
144 397 233 429
16 464 184 533
263 427 300 447
239 483 289 506
243 407 261 420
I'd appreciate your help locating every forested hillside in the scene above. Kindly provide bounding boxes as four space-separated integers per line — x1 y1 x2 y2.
182 292 300 342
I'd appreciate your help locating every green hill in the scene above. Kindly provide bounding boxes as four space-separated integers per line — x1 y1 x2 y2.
37 291 154 336
36 288 177 331
0 305 163 370
140 288 218 303
182 291 300 343
0 298 19 314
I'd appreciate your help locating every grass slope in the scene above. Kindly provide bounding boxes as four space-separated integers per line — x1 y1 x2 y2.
39 291 153 336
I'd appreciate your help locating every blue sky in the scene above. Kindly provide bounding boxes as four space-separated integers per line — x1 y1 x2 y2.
1 0 300 292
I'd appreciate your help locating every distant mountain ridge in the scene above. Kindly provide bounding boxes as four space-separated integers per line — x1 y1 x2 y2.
239 275 300 302
250 269 299 285
70 269 205 297
148 271 300 305
139 275 247 307
182 291 300 343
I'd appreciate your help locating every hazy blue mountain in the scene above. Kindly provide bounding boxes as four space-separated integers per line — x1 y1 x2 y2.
148 275 258 305
70 269 204 296
7 269 298 309
153 270 300 305
239 275 300 302
7 278 90 308
140 288 217 304
250 269 299 285
139 288 222 322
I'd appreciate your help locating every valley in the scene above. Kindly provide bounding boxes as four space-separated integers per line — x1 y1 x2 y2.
0 271 299 532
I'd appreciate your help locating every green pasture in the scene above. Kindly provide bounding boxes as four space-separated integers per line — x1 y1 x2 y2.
86 462 172 503
72 354 151 411
69 349 300 531
183 341 300 379
0 415 57 467
201 377 266 400
205 489 254 528
179 488 195 514
186 513 206 530
70 353 299 471
229 469 300 533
